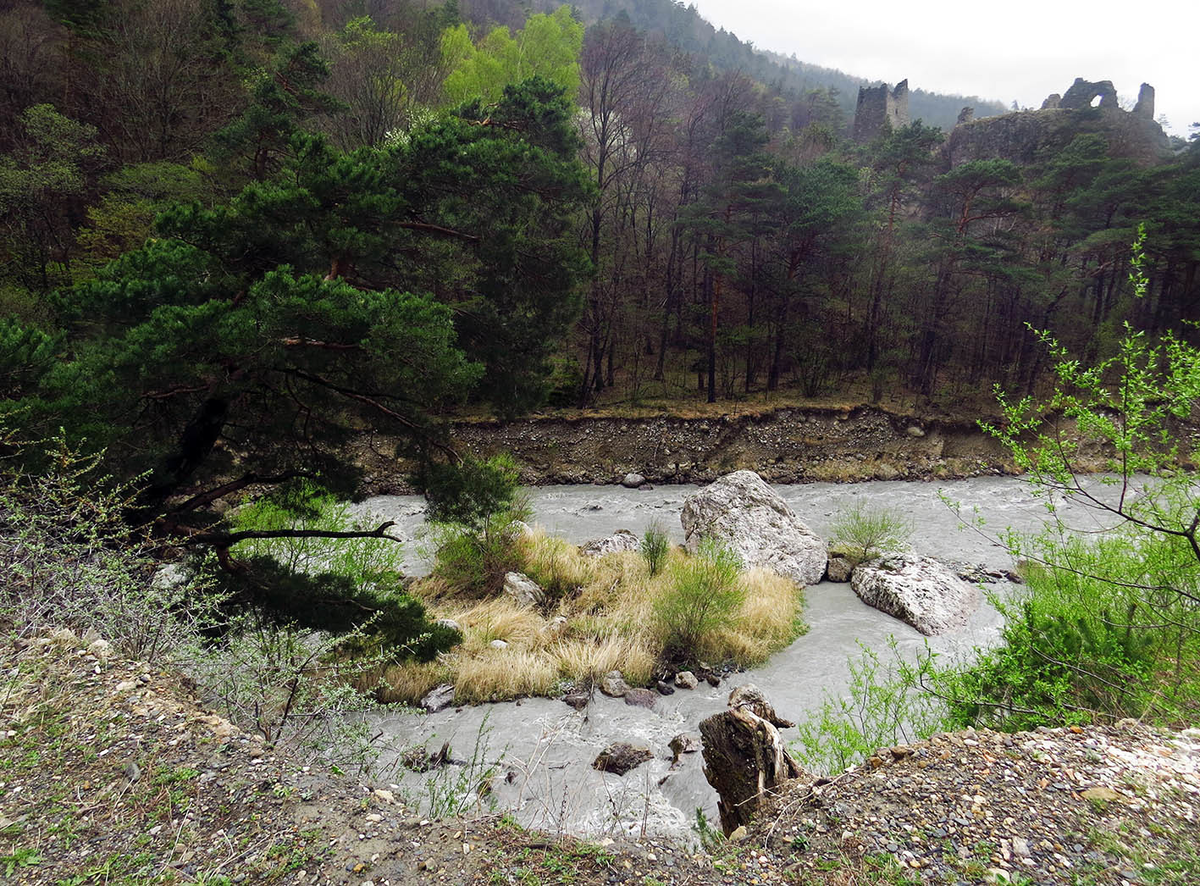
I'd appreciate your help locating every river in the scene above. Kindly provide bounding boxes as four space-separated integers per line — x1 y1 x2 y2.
351 474 1119 839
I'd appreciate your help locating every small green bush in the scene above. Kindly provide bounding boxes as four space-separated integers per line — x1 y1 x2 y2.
640 521 670 577
829 501 913 565
423 453 530 596
654 539 744 657
939 531 1181 731
792 637 950 774
428 510 526 595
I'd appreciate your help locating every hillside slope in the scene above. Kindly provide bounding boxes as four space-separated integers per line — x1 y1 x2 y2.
5 632 1198 884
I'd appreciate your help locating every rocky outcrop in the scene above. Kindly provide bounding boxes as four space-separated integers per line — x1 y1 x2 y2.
593 742 653 775
947 77 1170 169
681 471 826 586
699 684 802 834
851 554 981 635
1133 82 1155 119
502 572 545 607
580 529 640 557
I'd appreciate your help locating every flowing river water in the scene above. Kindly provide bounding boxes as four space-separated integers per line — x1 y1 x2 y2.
352 475 1122 839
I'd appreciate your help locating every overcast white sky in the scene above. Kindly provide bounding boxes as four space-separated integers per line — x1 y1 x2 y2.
688 0 1199 137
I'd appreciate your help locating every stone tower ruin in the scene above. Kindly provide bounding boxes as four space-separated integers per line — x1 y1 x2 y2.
853 79 910 142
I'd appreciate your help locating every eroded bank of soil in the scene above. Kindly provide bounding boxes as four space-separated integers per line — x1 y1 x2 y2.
356 406 1038 494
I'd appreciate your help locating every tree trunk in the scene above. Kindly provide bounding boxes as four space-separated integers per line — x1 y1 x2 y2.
699 685 802 835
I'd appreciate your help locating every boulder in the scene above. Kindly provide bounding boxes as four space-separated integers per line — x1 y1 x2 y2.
580 529 640 557
668 733 699 763
826 554 854 583
624 688 658 709
851 554 981 635
420 684 455 713
435 618 463 634
151 563 191 592
502 572 545 607
599 670 631 698
593 742 652 776
488 639 508 650
655 680 675 696
503 520 535 541
681 471 826 586
621 473 646 489
675 671 699 690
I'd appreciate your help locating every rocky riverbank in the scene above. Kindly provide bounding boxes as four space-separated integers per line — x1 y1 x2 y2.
355 405 1027 494
6 633 1198 885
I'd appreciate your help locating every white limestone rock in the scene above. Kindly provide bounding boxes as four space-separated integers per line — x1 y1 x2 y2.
502 572 545 607
851 554 981 636
680 471 826 586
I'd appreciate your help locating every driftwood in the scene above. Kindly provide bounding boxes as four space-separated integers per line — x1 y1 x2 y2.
699 684 803 835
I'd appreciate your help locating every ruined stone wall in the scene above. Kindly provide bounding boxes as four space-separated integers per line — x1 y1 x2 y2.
945 77 1170 168
853 79 910 142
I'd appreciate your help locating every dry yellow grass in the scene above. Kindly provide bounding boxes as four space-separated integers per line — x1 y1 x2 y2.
369 660 447 705
452 649 560 703
441 598 547 653
706 568 807 666
379 531 806 705
549 633 656 686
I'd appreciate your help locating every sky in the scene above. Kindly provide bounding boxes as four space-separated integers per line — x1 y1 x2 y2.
687 0 1199 137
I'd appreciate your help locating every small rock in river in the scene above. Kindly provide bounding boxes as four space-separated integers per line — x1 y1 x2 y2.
599 670 630 698
675 671 699 690
593 742 652 775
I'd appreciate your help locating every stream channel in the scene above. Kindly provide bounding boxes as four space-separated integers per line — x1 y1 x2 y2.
352 475 1120 840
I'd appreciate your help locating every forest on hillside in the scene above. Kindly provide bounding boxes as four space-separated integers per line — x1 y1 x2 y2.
2 0 1199 502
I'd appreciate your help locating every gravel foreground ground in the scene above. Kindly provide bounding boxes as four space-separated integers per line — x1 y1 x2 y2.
3 634 1198 885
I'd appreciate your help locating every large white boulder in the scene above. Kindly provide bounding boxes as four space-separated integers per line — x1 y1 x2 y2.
851 554 981 635
680 470 826 586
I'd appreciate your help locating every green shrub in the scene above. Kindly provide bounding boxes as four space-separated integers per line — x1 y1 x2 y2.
0 434 221 660
792 637 950 774
216 480 457 660
423 453 530 596
428 510 526 596
228 479 404 584
640 521 670 577
0 432 383 767
939 530 1183 731
422 454 523 533
829 501 913 564
654 539 744 657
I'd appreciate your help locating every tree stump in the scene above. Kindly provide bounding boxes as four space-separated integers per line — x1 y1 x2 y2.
699 684 802 835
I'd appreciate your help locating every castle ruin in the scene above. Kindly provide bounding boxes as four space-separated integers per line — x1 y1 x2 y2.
852 79 910 142
947 77 1169 168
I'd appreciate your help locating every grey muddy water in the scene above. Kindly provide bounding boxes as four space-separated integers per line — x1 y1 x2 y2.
353 475 1123 839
